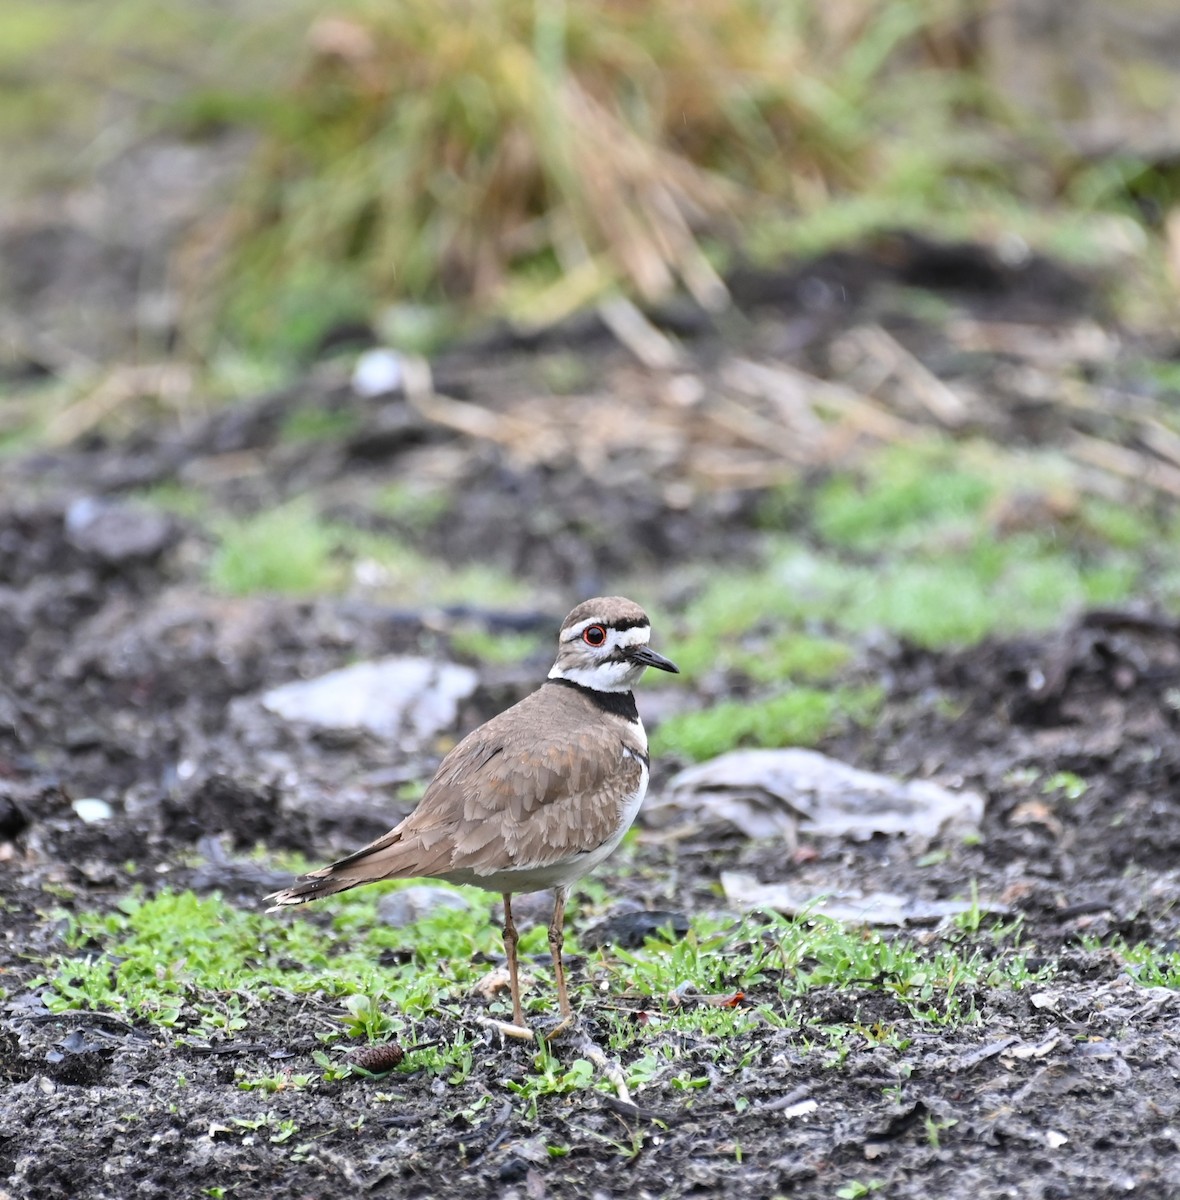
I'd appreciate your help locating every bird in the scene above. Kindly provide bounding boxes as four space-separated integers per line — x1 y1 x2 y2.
267 596 679 1031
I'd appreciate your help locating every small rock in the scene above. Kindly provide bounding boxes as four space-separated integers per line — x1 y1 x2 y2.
720 871 1009 927
46 1049 110 1087
498 1159 530 1185
55 1030 109 1055
189 859 292 895
0 793 29 841
509 1136 550 1166
64 497 176 564
377 885 471 928
71 798 113 824
471 965 515 1002
506 890 555 925
654 748 983 843
260 656 479 745
163 775 281 847
351 348 404 397
780 1098 819 1120
582 910 690 950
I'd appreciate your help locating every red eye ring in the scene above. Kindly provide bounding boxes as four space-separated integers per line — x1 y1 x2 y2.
582 625 607 646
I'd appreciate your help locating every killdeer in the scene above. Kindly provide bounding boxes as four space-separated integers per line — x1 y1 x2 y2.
267 596 679 1031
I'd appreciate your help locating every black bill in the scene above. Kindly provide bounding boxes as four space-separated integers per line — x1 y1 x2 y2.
625 644 680 673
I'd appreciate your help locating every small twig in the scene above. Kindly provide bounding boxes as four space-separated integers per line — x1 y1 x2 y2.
721 358 827 440
702 394 811 458
185 1041 269 1057
644 180 730 312
1069 432 1180 498
951 1037 1022 1073
725 356 924 450
947 317 1117 369
855 325 971 427
600 1094 678 1123
408 390 514 444
45 363 194 445
756 1085 818 1113
1138 417 1180 472
569 1030 633 1107
596 296 683 371
1079 608 1180 636
475 1015 535 1042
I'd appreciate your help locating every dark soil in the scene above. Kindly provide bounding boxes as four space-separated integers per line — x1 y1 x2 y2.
4 242 1180 1200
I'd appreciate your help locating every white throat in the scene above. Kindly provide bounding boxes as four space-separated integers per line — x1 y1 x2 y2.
548 659 644 692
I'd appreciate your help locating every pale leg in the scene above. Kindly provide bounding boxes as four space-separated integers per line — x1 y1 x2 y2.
548 885 572 1026
502 893 526 1027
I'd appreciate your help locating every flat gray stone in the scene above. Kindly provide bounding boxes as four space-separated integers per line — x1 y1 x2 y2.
260 655 479 745
654 747 983 843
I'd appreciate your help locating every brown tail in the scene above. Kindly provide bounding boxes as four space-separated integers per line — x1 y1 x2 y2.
266 866 367 909
266 826 413 909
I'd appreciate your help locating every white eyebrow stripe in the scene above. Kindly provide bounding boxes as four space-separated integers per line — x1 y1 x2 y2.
563 616 650 641
611 626 651 648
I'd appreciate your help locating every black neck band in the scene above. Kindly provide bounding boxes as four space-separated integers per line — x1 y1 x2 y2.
547 678 639 722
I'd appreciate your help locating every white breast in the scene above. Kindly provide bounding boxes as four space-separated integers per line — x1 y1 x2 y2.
616 750 649 837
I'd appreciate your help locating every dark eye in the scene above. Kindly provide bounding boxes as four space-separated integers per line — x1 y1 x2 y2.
582 625 607 646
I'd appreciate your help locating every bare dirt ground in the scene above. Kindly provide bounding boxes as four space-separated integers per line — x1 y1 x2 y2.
3 240 1180 1200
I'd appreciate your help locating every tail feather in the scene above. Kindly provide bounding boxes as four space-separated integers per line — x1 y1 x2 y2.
266 866 368 909
266 824 412 908
265 823 453 909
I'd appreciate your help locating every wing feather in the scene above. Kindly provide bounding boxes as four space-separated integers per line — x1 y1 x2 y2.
267 684 644 905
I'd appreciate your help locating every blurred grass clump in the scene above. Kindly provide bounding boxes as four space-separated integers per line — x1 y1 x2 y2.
202 0 998 354
7 0 1180 361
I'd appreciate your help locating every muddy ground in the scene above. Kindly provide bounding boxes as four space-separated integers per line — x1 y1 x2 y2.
3 239 1180 1199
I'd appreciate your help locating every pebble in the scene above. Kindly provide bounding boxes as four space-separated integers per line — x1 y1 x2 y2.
377 885 471 928
260 656 478 744
0 794 29 841
351 348 404 397
581 909 690 949
72 797 114 824
64 497 175 564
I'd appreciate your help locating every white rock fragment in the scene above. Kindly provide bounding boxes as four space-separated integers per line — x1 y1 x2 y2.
351 348 404 397
720 870 1008 928
780 1098 819 1120
654 748 983 842
72 798 114 824
1003 1030 1062 1060
260 656 478 745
